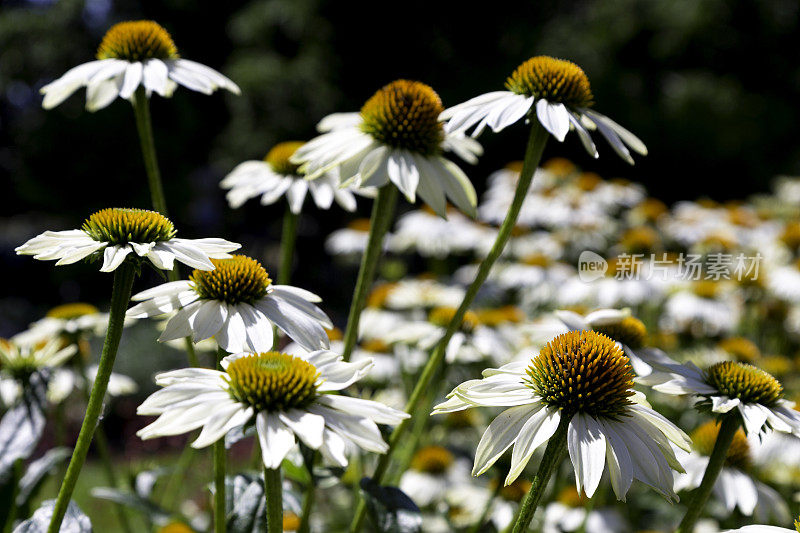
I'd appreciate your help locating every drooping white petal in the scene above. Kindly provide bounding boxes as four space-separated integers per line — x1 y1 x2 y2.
567 414 607 497
535 100 570 142
257 412 296 469
506 406 561 485
473 404 538 476
100 245 132 272
279 409 325 449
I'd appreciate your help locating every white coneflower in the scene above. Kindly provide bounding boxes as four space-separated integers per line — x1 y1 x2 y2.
41 20 239 111
221 141 359 214
291 80 482 217
675 421 790 522
15 208 240 273
0 338 77 406
11 303 110 346
440 56 647 165
398 445 471 508
433 330 690 499
136 350 409 468
126 255 332 353
553 308 660 380
649 355 800 437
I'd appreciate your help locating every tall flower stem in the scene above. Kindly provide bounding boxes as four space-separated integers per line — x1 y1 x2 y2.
131 87 200 369
74 355 133 533
213 347 228 533
510 414 571 533
132 87 167 215
272 205 299 350
349 122 549 533
47 262 136 533
264 467 283 533
341 185 399 362
676 415 740 533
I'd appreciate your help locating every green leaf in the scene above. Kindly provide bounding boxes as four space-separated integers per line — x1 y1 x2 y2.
90 487 171 526
360 477 422 533
226 477 266 533
12 499 91 533
16 448 71 510
0 397 45 483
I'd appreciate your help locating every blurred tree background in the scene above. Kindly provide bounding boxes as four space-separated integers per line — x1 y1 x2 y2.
2 0 800 335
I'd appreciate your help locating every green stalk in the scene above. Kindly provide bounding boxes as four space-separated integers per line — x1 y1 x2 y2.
272 205 300 350
510 413 571 533
73 355 134 533
132 87 167 215
47 262 136 533
349 122 549 533
676 415 740 533
131 87 200 369
341 185 399 362
264 467 283 533
213 347 227 533
297 452 317 533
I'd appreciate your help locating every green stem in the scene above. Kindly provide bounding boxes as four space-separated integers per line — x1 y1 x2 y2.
297 452 316 533
131 87 200 369
510 413 571 533
341 185 399 362
676 415 740 533
264 467 283 533
132 87 167 215
47 262 136 533
273 206 300 350
213 347 227 533
73 354 134 533
349 122 549 533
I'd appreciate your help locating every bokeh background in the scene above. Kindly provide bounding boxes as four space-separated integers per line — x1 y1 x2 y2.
3 0 800 331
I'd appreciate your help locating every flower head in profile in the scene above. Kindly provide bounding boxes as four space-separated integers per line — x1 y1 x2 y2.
41 20 240 111
440 56 647 164
648 353 800 437
433 330 690 500
291 80 482 217
136 350 409 468
16 208 240 273
554 308 661 381
674 420 790 522
0 337 77 406
126 255 332 353
221 141 362 214
12 303 110 346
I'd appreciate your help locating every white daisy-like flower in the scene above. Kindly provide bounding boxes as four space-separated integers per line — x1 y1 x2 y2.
11 303 110 346
553 308 659 380
440 56 647 165
136 350 409 468
325 219 388 257
387 306 514 366
291 80 482 217
675 421 790 522
647 353 800 438
126 254 332 353
47 365 138 405
399 445 471 508
387 206 488 258
15 208 240 273
40 20 239 112
0 337 77 406
723 524 799 533
433 330 691 499
221 141 359 214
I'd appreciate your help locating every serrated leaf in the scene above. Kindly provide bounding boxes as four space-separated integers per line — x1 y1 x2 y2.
13 499 91 533
360 478 422 533
90 487 170 526
16 448 71 508
0 395 45 483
